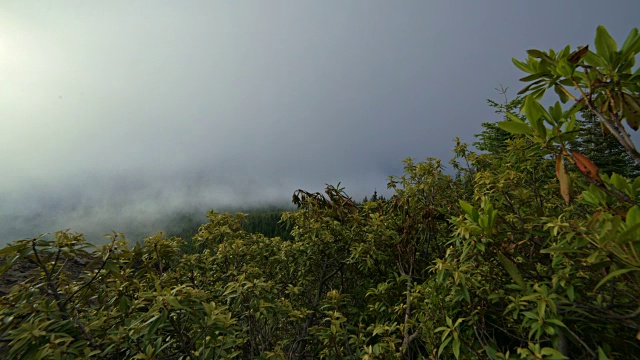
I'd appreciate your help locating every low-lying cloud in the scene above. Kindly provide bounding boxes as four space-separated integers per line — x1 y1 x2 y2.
1 1 638 245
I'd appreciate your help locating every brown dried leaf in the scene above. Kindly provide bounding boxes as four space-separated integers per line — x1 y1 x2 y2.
622 93 640 130
572 151 604 185
556 156 571 205
567 45 589 64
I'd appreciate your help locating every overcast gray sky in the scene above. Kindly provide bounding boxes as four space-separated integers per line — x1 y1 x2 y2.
1 1 639 243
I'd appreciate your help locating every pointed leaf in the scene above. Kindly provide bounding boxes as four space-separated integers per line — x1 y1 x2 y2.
594 268 637 291
453 339 461 359
527 49 547 59
0 243 29 257
595 25 617 61
529 115 546 138
512 58 532 73
506 112 525 123
517 79 546 95
554 84 570 103
540 347 569 359
621 28 640 54
459 200 474 217
524 96 542 123
622 93 640 130
625 111 640 131
519 73 548 82
567 45 589 64
556 156 571 205
0 254 21 277
438 336 452 357
567 284 575 302
527 49 555 63
571 151 604 185
546 318 567 328
498 252 525 288
498 120 532 135
584 51 607 67
598 347 609 360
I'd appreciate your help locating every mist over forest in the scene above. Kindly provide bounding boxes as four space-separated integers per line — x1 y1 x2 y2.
2 2 637 246
2 2 640 359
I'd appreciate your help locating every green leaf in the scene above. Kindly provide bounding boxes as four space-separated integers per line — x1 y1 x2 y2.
583 50 607 67
522 311 538 320
529 115 546 138
594 268 637 291
566 284 575 302
546 318 567 328
527 49 554 63
506 112 524 123
597 347 609 360
621 28 640 54
119 296 130 314
530 87 546 100
146 311 166 335
459 200 474 217
0 254 21 277
453 338 461 359
540 347 569 359
540 247 580 254
595 25 617 61
524 96 542 123
626 206 640 226
527 49 546 59
554 84 570 103
512 58 532 73
164 296 183 308
517 80 545 95
498 252 525 288
105 261 120 275
519 73 548 82
484 346 498 359
610 173 631 194
462 285 470 303
497 120 532 135
0 242 29 257
550 102 563 120
438 336 452 357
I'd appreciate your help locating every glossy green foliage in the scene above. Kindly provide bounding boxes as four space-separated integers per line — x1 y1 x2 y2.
1 25 639 359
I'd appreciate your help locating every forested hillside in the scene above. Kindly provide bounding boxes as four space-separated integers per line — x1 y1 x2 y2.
0 26 639 359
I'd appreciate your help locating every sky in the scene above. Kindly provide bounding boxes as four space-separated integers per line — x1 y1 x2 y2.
1 1 639 243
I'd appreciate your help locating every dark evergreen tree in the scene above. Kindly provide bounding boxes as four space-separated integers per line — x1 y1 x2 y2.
474 95 525 155
241 210 293 240
370 189 378 202
570 110 640 178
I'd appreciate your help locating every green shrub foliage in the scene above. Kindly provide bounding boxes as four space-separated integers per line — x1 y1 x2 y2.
1 25 639 359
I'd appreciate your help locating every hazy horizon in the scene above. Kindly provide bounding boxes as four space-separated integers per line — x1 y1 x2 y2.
2 1 639 244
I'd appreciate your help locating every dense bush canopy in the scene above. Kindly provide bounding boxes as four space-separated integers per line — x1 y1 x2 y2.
1 25 639 359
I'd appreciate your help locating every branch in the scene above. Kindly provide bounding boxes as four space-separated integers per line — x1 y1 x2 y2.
570 80 640 165
31 238 99 349
563 326 596 358
583 176 640 207
64 238 116 309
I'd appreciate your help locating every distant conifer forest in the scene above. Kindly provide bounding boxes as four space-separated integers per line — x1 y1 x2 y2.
1 26 639 359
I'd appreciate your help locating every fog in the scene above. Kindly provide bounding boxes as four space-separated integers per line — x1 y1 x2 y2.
1 1 638 244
